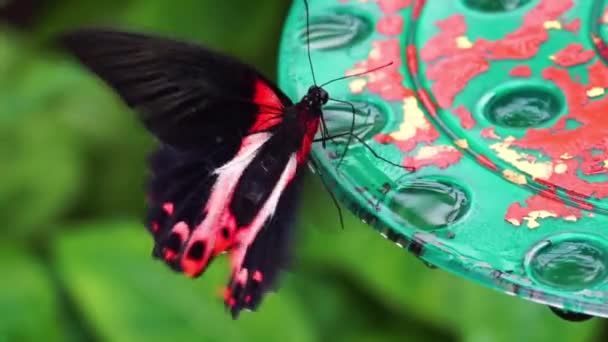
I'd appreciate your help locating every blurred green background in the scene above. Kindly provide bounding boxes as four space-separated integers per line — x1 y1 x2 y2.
0 0 606 341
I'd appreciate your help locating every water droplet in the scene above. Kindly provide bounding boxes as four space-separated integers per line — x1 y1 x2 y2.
299 13 371 50
319 101 386 144
526 236 608 291
484 86 562 128
463 0 531 12
388 178 470 230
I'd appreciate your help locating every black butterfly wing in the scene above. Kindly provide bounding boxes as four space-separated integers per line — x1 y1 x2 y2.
225 169 304 318
60 29 293 150
60 29 306 318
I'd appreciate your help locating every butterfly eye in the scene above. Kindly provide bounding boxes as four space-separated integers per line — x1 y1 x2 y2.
320 89 329 104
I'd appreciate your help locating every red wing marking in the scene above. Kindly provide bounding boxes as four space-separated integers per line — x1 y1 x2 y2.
297 117 320 164
249 79 285 133
169 132 272 277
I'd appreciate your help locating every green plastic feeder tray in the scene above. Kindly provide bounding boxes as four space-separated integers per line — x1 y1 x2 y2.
278 0 608 319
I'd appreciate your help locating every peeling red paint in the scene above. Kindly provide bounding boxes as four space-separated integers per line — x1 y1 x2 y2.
505 194 582 228
563 18 581 33
552 43 595 67
377 0 412 14
420 15 467 62
480 127 500 140
377 15 404 36
402 146 463 170
344 0 606 224
426 51 489 108
347 39 414 101
509 65 533 78
452 105 475 129
587 59 608 88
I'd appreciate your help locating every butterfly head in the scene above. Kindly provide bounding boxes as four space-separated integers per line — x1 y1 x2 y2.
301 85 328 114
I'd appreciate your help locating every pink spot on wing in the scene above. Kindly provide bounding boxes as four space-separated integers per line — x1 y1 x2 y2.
151 221 160 233
253 270 264 282
162 202 174 216
237 268 249 285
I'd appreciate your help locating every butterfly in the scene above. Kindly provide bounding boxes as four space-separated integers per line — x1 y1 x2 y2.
58 0 401 318
58 21 338 317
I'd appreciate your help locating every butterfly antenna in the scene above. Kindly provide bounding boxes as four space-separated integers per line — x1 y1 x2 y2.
328 98 357 169
309 158 345 230
303 0 318 85
319 61 393 88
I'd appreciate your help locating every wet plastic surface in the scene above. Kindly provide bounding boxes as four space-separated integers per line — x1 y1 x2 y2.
278 0 608 317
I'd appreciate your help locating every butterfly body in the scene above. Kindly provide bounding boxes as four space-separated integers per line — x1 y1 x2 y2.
61 29 328 318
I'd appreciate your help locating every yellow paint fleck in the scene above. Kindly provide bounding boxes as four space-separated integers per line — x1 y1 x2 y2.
586 87 605 98
502 170 527 185
554 162 568 174
414 145 458 160
490 137 553 180
370 46 381 60
349 79 367 93
543 20 562 30
507 218 521 226
454 139 469 149
456 36 473 49
549 55 556 61
560 153 573 160
390 97 431 140
603 13 608 24
603 160 608 168
525 210 557 229
564 215 578 222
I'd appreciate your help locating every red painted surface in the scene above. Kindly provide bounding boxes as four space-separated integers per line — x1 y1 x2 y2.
412 0 425 19
417 89 438 116
377 15 404 36
477 154 498 171
427 52 489 108
377 0 412 14
344 0 606 224
452 105 475 129
564 18 581 33
402 147 463 170
480 127 500 140
509 65 533 78
552 43 595 67
505 194 582 227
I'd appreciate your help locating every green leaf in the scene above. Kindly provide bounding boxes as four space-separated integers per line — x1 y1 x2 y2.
0 245 63 341
0 112 81 237
119 0 289 77
53 221 315 342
